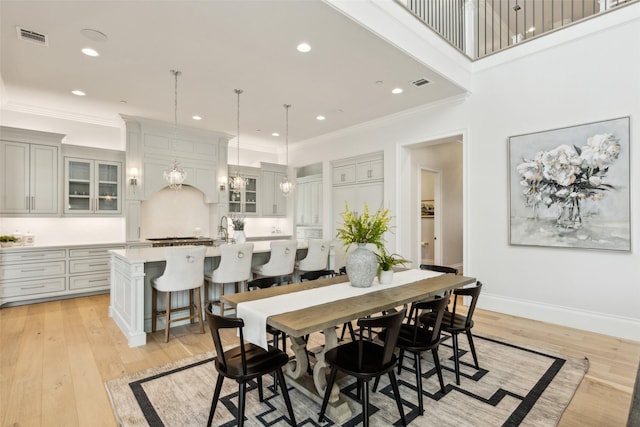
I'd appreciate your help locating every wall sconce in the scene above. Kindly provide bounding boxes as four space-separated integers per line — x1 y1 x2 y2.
129 167 139 186
219 176 227 191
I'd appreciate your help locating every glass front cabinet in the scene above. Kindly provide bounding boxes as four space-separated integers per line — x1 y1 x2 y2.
65 157 122 214
228 167 259 215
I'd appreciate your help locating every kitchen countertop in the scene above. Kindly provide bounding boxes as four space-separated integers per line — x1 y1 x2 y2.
109 239 307 263
0 241 151 252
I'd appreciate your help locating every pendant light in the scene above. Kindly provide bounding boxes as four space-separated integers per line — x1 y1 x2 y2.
279 103 295 196
163 69 186 190
229 89 247 192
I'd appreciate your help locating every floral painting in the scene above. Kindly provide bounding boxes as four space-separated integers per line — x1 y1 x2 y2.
508 117 630 251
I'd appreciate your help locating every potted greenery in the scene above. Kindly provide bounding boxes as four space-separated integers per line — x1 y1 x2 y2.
336 203 392 287
0 235 18 248
231 214 246 243
375 248 410 284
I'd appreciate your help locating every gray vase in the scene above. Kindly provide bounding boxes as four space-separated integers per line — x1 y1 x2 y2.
346 243 377 288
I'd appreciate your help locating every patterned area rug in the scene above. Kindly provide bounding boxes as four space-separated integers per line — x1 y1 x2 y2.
105 334 588 426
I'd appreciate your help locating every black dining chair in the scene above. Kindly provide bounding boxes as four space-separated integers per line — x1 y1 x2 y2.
375 295 450 415
421 281 483 385
318 308 407 427
406 263 459 321
205 305 297 427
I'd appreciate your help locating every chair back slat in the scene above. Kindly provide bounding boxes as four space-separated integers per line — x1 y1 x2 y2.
300 269 335 281
419 264 458 275
357 308 406 366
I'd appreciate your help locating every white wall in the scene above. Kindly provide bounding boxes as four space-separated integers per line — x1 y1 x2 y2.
465 11 640 340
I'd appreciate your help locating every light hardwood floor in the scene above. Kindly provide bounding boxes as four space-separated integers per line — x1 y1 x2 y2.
1 293 638 426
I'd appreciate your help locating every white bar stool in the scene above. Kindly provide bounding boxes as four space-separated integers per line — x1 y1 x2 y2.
294 239 331 281
204 243 254 316
251 240 298 282
151 246 207 342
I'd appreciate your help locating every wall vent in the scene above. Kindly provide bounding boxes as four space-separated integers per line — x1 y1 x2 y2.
16 27 48 46
411 78 431 87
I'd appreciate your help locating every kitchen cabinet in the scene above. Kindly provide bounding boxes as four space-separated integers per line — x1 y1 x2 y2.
296 175 322 226
356 157 383 182
0 242 151 306
64 157 122 214
228 166 259 215
261 163 287 217
0 133 61 215
332 152 383 186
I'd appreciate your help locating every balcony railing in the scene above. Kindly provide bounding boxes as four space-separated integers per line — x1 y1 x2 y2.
398 0 638 59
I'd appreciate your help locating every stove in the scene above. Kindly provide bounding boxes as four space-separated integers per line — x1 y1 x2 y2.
147 237 215 247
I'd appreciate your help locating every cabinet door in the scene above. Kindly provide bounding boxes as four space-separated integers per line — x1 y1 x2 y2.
295 181 308 224
0 141 30 213
310 180 322 225
65 158 94 213
332 164 356 185
30 144 59 214
95 161 121 213
262 170 286 216
356 159 383 182
228 173 259 214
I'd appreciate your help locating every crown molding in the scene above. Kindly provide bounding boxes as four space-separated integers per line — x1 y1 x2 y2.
2 101 123 128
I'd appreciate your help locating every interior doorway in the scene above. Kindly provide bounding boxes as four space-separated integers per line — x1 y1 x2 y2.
420 170 440 264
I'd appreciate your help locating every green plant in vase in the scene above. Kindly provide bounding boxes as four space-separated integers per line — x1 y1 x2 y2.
375 247 410 284
336 203 392 287
0 235 18 247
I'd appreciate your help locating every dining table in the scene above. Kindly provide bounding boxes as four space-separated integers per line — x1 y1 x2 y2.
222 268 477 423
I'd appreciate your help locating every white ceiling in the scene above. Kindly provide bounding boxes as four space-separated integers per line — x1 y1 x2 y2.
0 0 465 150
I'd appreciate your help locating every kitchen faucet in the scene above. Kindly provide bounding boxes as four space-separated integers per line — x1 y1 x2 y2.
219 216 229 242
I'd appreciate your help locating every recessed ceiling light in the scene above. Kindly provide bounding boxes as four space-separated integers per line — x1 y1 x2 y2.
81 47 99 57
71 90 86 96
391 88 403 94
316 115 325 121
297 42 311 53
272 132 280 137
192 115 202 120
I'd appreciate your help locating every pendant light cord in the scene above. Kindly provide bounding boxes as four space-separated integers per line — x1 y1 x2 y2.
235 89 243 178
284 104 291 169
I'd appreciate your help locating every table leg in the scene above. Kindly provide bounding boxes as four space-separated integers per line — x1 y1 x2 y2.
284 328 352 423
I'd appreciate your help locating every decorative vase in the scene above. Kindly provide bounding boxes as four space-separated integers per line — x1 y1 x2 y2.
378 269 394 285
346 243 377 288
556 198 582 230
233 230 246 243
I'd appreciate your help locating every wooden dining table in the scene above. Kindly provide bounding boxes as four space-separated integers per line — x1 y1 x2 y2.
222 269 476 423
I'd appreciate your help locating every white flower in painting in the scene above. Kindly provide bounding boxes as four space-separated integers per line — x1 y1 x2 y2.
589 176 602 186
516 161 542 181
555 188 570 198
581 133 621 167
541 145 581 186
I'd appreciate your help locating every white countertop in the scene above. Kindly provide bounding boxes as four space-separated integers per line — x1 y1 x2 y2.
109 239 307 263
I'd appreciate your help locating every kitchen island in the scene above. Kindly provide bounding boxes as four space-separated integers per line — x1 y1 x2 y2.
109 240 332 347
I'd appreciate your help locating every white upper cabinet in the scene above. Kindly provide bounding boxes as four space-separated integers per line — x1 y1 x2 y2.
332 152 383 186
0 127 63 216
261 163 287 217
296 175 322 226
64 157 122 215
228 166 260 215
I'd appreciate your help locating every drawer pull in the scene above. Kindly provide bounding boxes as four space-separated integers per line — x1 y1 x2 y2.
22 268 46 273
89 263 108 267
89 279 105 283
21 284 46 290
22 254 47 258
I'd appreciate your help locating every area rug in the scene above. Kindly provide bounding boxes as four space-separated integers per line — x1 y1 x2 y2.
105 334 588 426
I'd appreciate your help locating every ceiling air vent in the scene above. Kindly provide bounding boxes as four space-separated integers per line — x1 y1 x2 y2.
16 27 48 46
411 78 431 87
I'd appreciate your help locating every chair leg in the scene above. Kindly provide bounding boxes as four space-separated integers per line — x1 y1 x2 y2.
164 291 171 343
275 368 297 426
388 370 407 426
238 382 246 427
189 289 195 324
257 376 264 402
203 278 210 308
432 347 446 394
451 332 461 385
362 379 370 427
151 287 158 332
466 330 480 369
318 367 338 423
195 287 204 334
347 322 356 342
397 348 405 374
414 352 424 415
207 375 224 427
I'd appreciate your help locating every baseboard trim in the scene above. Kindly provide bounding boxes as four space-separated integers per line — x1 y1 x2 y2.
478 293 640 342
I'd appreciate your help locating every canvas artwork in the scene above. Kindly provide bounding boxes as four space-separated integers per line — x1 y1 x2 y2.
508 117 630 251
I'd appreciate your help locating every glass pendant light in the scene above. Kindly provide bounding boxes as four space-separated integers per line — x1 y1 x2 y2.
163 69 186 190
229 89 247 192
279 103 295 196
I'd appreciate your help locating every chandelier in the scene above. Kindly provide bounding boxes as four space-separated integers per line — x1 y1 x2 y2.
163 69 186 190
229 88 247 192
279 103 295 196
